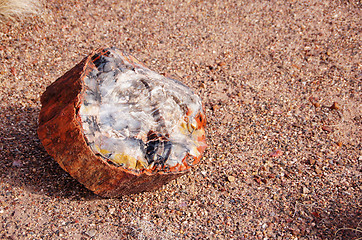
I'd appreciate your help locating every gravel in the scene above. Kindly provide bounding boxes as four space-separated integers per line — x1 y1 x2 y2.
0 0 361 239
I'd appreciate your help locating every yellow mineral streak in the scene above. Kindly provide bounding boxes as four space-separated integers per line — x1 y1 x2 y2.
113 153 137 168
95 145 104 154
95 145 148 169
179 122 188 134
135 159 148 169
100 149 110 155
187 119 197 133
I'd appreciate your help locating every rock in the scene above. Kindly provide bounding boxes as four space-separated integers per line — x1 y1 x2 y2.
217 61 226 67
108 207 116 215
322 126 333 133
221 113 233 124
309 96 320 108
212 104 220 111
227 176 236 182
314 166 322 174
84 229 97 238
254 176 262 184
270 149 283 158
330 102 340 110
37 47 207 197
12 160 23 167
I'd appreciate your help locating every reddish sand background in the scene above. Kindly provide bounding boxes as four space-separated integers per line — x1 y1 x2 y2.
0 0 361 239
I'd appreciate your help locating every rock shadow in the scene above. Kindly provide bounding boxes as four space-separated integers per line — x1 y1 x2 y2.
0 105 99 200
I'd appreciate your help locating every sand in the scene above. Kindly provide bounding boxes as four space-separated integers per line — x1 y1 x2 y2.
0 0 361 239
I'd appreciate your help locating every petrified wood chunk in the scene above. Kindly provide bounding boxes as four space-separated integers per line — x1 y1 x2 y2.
38 47 207 197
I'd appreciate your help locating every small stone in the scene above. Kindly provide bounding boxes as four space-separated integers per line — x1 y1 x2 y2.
322 126 333 133
212 104 220 111
10 67 16 76
270 149 283 158
12 160 23 167
254 176 262 184
217 61 226 67
108 207 116 215
200 171 207 176
330 102 340 110
221 113 233 124
268 174 275 179
311 211 320 218
303 186 310 194
309 96 320 108
85 229 97 238
314 166 322 174
309 159 316 165
227 176 236 182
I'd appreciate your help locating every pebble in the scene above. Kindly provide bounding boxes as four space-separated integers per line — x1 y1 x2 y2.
254 176 262 184
212 104 220 111
309 96 320 108
302 186 310 194
227 176 236 182
314 166 322 174
330 102 340 110
12 160 23 167
108 207 116 215
270 149 283 158
322 126 333 133
85 229 97 238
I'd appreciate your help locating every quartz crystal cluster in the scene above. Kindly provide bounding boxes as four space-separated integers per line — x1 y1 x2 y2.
38 47 206 197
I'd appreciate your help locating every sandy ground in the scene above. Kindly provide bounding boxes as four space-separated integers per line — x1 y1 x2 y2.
0 0 361 239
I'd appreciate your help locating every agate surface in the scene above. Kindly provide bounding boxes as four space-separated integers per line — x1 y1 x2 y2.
80 48 206 171
38 47 206 197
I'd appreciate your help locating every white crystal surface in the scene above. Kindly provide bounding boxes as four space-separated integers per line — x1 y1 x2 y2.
79 48 205 170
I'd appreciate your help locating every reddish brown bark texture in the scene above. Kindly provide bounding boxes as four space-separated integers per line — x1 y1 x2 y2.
37 50 184 198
